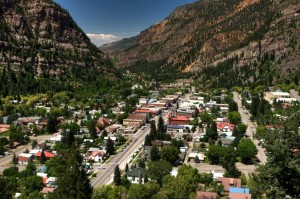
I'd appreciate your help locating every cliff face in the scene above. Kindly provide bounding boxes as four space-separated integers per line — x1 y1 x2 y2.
101 0 300 81
0 0 116 78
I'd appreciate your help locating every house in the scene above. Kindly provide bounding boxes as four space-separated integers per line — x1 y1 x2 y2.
50 133 62 142
97 117 115 127
36 151 56 159
217 177 241 192
220 137 234 147
86 148 106 162
169 116 189 125
0 124 10 134
188 152 206 162
229 187 250 194
15 117 42 126
127 167 147 184
18 153 33 164
41 187 55 194
195 191 217 199
151 140 163 147
230 193 251 199
217 123 235 137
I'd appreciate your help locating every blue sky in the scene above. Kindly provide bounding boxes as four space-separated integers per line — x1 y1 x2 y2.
54 0 197 46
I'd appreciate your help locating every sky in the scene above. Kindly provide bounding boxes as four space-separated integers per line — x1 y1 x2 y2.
54 0 198 46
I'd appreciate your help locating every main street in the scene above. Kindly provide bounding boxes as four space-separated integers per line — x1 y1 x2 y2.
233 92 267 164
91 126 151 187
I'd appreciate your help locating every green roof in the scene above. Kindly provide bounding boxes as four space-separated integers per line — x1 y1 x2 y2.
127 168 146 178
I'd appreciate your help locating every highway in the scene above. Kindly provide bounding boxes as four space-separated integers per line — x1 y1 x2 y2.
91 126 151 187
233 92 267 165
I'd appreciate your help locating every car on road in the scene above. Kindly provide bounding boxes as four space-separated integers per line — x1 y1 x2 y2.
98 166 106 170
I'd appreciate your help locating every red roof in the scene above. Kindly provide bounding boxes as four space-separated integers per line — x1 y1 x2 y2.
217 123 235 130
170 116 189 121
230 193 251 199
36 151 56 158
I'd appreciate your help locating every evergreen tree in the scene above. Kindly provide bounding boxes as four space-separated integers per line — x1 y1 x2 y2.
114 165 121 186
88 120 97 139
40 150 46 164
12 152 18 165
49 148 92 199
125 163 129 173
144 134 152 146
46 114 58 134
106 138 115 155
157 116 165 134
150 146 160 161
149 121 157 141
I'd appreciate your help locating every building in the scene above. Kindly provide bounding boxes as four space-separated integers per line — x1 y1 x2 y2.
123 113 147 128
97 117 115 127
217 177 241 192
264 91 296 104
169 116 190 125
229 193 252 199
195 191 217 199
127 167 147 184
167 125 186 134
18 153 33 164
36 151 56 159
217 123 235 137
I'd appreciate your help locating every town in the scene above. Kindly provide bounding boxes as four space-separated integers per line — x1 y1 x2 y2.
1 80 299 198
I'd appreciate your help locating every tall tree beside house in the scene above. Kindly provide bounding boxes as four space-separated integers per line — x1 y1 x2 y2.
46 114 58 134
40 150 46 164
150 146 160 161
160 146 180 165
114 165 121 186
12 153 18 165
157 116 165 134
250 127 300 198
87 120 97 139
125 163 129 173
48 148 92 199
31 140 37 149
144 134 152 146
106 138 115 155
149 121 157 141
236 138 258 163
229 99 238 112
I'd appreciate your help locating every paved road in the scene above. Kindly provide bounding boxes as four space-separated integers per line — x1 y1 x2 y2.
91 126 151 187
290 89 300 102
233 92 267 165
0 135 52 167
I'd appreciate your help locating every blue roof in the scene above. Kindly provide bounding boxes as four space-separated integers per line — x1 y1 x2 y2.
229 187 250 194
167 125 185 129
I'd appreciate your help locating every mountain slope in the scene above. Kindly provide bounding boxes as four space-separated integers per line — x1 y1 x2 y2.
101 0 300 85
0 0 119 95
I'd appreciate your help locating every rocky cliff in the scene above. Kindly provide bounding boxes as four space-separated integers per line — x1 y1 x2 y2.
0 0 119 95
0 0 118 79
101 0 300 85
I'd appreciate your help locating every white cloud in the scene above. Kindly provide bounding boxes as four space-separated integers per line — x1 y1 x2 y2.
86 33 122 47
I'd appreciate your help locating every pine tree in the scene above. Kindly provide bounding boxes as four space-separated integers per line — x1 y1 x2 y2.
144 134 152 146
40 150 46 164
150 146 160 161
106 138 115 155
125 163 129 173
12 152 17 165
114 165 121 186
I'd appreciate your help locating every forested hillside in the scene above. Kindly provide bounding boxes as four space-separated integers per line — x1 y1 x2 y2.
0 0 119 96
101 0 300 87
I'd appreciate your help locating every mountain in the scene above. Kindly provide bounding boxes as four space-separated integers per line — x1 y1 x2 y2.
0 0 119 96
101 0 300 86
